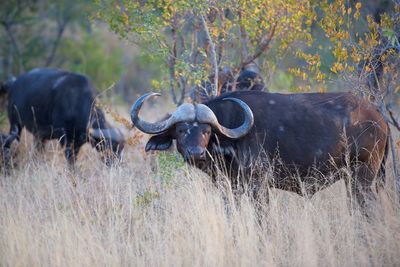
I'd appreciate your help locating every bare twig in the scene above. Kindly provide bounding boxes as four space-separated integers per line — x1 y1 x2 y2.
200 14 218 97
217 11 226 65
168 14 179 105
190 19 200 65
238 11 249 64
369 57 400 196
241 22 277 67
388 133 400 195
387 107 400 131
1 21 24 73
381 109 400 195
177 77 186 105
179 34 186 54
45 19 68 67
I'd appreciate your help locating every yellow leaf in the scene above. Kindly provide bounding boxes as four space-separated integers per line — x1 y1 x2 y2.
354 12 360 19
341 5 346 16
122 12 129 26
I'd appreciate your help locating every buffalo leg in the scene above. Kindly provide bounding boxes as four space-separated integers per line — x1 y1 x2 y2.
9 123 21 140
64 143 74 165
2 124 21 172
1 136 18 174
64 128 84 167
65 141 82 166
64 127 81 166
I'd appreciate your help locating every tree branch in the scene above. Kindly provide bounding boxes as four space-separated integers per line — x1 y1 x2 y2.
217 11 226 65
177 77 187 105
1 21 24 73
200 14 218 97
241 22 277 67
168 15 179 105
238 11 249 64
387 107 400 131
45 19 68 67
190 19 199 65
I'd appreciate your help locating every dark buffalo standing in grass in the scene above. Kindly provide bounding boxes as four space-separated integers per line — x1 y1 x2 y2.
1 68 125 167
131 91 389 208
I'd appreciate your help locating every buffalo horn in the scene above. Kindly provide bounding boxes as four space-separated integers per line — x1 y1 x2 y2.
196 97 254 139
89 128 124 143
130 93 196 134
131 93 254 139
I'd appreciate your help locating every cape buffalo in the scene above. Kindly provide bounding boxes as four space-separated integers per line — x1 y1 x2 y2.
1 68 125 167
131 91 389 208
191 67 265 103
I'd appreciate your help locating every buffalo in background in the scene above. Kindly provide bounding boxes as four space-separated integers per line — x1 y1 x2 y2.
132 91 389 210
191 65 265 103
0 68 125 168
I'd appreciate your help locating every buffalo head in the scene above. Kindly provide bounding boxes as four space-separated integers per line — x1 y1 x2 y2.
89 128 125 166
130 93 254 162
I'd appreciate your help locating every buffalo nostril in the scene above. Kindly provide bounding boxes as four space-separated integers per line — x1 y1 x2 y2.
187 147 205 159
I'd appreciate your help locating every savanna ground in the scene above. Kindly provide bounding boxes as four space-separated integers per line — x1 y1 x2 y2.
0 118 399 267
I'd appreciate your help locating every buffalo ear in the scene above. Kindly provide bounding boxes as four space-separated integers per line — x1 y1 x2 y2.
145 134 173 152
210 137 235 156
211 143 235 156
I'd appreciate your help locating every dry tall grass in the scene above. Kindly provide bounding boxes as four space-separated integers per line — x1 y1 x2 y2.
0 130 399 267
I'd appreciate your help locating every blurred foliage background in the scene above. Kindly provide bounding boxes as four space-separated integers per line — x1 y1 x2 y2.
0 0 399 130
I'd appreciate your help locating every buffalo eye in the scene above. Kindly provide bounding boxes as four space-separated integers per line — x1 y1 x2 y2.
176 126 188 135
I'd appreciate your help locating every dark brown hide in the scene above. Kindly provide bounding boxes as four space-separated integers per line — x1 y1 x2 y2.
4 68 125 167
209 92 388 204
141 91 389 208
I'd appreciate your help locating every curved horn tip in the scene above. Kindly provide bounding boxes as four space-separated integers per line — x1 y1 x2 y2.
222 97 245 103
222 97 254 120
139 92 162 101
144 92 162 99
223 97 253 115
130 92 162 113
130 92 162 123
130 92 179 134
216 97 254 139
